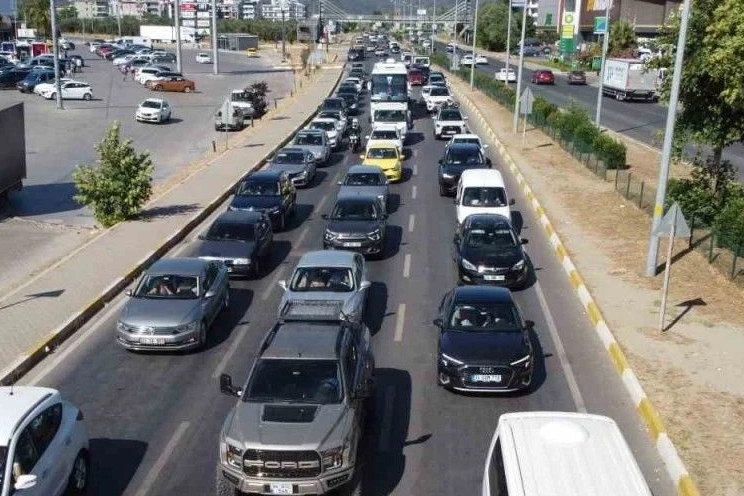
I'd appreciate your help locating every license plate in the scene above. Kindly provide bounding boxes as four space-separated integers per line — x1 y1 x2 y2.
139 337 165 345
344 242 362 247
471 374 502 383
269 483 293 494
483 275 505 281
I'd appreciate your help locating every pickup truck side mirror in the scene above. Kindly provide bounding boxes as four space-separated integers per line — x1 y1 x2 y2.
219 373 241 397
509 198 516 206
432 318 443 327
360 280 371 290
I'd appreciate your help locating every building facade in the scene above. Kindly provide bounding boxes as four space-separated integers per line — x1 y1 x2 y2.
260 0 306 21
72 0 111 18
240 0 260 19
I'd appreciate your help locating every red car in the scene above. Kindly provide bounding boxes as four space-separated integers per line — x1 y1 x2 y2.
408 69 426 86
531 70 555 85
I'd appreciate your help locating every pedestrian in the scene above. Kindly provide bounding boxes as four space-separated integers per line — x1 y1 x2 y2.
122 64 130 81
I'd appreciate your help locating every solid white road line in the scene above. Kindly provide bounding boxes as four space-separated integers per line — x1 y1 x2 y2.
377 386 396 452
290 226 311 255
212 324 251 379
394 303 406 342
408 214 415 233
134 421 191 496
261 266 286 302
403 254 411 278
413 164 418 176
411 185 417 200
315 193 330 217
534 281 587 413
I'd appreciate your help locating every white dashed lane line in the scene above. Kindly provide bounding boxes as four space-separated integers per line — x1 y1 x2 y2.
403 253 411 278
408 214 415 232
394 303 406 342
413 164 418 176
411 185 417 200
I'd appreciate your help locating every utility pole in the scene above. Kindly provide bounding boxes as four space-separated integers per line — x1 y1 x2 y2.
511 0 527 132
174 0 182 73
452 0 457 70
504 1 512 87
116 0 122 37
49 0 63 109
645 0 693 276
211 0 219 74
469 0 479 88
280 0 287 62
594 0 612 125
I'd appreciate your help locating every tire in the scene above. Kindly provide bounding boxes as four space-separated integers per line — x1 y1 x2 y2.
66 450 89 496
252 257 261 278
279 213 286 231
83 93 91 101
215 469 238 496
184 86 192 93
197 320 207 349
49 93 56 100
154 85 162 91
439 183 446 196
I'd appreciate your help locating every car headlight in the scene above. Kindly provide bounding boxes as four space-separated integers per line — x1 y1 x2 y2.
321 446 344 471
440 353 464 367
461 258 477 271
297 169 308 177
324 230 338 241
174 321 198 334
223 442 243 469
367 229 381 241
510 354 532 369
441 172 454 179
116 321 130 332
512 260 525 271
232 258 250 265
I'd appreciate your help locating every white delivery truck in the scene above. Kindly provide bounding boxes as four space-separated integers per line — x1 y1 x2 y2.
601 58 659 102
140 25 175 43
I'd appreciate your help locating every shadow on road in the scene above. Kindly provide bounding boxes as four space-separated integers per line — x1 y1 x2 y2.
88 438 148 496
139 203 200 221
5 182 82 218
364 282 387 337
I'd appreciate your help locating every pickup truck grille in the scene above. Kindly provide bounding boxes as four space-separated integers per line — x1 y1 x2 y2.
243 449 322 478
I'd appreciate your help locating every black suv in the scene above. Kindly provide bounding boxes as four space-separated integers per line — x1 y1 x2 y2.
321 97 348 118
438 143 491 196
347 48 365 61
432 285 534 392
336 86 359 113
453 214 529 288
192 210 273 277
228 170 297 231
323 193 387 257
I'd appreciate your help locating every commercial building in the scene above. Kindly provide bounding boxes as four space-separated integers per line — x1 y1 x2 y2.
72 0 111 19
260 0 306 21
239 0 260 20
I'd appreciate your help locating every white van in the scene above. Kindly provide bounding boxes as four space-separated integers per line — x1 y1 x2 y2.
413 56 430 68
483 412 653 496
370 101 411 142
455 169 513 226
119 36 152 48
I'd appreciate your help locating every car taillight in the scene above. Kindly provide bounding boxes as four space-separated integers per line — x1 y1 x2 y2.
76 409 85 421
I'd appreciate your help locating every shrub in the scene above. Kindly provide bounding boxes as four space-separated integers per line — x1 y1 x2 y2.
531 96 558 125
545 111 564 133
557 104 591 143
713 192 744 252
73 122 153 228
593 133 627 169
667 156 739 225
572 121 599 154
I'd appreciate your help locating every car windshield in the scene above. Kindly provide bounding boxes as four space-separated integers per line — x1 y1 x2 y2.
366 148 397 160
246 359 343 404
134 274 199 299
462 187 508 207
338 87 356 95
454 138 480 146
319 112 340 120
374 110 405 122
274 151 306 164
430 87 449 96
331 200 379 220
295 134 323 146
237 180 279 196
372 130 398 140
141 100 161 109
445 149 484 166
449 302 520 331
290 267 354 292
440 110 462 121
205 222 255 242
345 173 384 186
311 121 336 131
322 101 343 111
465 228 516 248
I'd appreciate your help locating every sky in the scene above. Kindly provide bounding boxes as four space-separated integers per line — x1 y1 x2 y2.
0 0 16 17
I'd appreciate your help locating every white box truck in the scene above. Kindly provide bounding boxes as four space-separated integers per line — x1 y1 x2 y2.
601 58 659 102
140 25 175 43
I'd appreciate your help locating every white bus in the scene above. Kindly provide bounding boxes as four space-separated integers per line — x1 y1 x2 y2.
369 60 410 115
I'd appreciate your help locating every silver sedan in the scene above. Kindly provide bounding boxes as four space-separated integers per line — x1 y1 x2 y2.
116 258 229 351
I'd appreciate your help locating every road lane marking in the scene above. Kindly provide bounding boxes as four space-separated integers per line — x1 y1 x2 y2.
290 226 311 254
403 254 411 278
315 193 330 217
377 386 396 452
408 214 415 232
413 149 418 158
411 185 417 200
212 325 251 379
534 281 587 413
413 164 418 176
261 266 287 302
134 421 191 496
393 303 406 342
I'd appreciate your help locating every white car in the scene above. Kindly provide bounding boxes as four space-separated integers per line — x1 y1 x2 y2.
344 77 362 93
136 98 172 123
88 42 101 53
137 66 171 85
475 55 488 65
460 54 475 66
447 133 489 155
308 118 340 150
41 81 93 101
495 68 517 82
422 39 432 48
33 78 73 96
112 54 136 66
434 104 468 139
195 52 212 64
424 85 454 112
0 386 90 496
366 123 404 155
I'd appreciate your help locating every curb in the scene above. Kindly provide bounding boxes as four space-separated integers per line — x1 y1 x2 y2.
446 77 700 496
0 64 346 387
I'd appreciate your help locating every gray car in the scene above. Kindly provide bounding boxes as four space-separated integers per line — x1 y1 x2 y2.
266 146 317 187
290 129 331 165
278 250 370 323
116 258 230 351
337 165 390 214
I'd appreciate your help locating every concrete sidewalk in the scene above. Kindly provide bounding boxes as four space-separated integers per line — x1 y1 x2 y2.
0 66 344 384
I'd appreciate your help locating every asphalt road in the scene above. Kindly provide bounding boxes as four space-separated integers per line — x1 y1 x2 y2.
433 41 744 180
0 45 294 227
20 58 676 496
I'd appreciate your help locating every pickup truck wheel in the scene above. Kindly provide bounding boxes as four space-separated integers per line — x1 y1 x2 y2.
215 470 238 496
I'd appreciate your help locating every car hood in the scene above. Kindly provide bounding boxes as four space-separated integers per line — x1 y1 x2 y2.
457 205 512 224
338 185 387 200
192 238 256 258
292 144 325 156
441 329 530 363
229 195 283 211
326 219 381 234
460 245 522 267
362 158 400 171
120 297 200 328
137 106 162 113
227 402 351 450
267 163 307 174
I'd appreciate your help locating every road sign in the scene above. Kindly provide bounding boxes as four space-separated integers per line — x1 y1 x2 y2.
511 0 526 7
561 24 574 39
560 38 575 53
519 87 535 115
593 16 608 35
653 203 690 238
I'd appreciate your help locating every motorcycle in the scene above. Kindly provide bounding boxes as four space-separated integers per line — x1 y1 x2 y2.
349 130 361 153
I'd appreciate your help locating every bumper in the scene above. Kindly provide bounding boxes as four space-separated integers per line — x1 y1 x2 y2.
457 265 529 288
137 113 162 122
438 363 532 392
218 465 355 495
324 238 383 255
289 173 311 187
214 123 243 130
435 126 464 137
116 329 202 351
381 167 402 182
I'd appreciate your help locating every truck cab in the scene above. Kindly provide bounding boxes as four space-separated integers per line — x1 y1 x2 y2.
370 101 412 143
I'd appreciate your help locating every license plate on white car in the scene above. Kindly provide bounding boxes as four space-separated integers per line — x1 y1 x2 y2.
483 275 505 281
139 337 165 345
344 242 362 247
471 374 502 383
269 483 293 494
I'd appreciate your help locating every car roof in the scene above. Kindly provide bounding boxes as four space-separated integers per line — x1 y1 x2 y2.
0 387 60 441
312 117 337 123
336 189 380 202
298 250 356 268
263 323 344 360
348 164 385 174
148 257 209 275
453 285 513 303
142 98 166 103
459 168 505 187
447 142 481 153
213 209 264 224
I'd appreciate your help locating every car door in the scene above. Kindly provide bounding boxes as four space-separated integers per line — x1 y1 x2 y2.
10 427 46 496
28 403 67 495
201 264 219 323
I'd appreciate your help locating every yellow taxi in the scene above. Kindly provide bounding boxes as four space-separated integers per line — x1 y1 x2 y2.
360 141 402 182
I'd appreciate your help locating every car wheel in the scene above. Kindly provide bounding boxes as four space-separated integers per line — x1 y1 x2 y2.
66 450 89 496
252 257 261 278
83 93 92 100
49 92 56 100
197 320 207 349
439 183 446 196
154 85 162 91
279 213 286 231
184 86 192 93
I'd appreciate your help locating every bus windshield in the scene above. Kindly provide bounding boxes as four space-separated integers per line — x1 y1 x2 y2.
370 73 408 101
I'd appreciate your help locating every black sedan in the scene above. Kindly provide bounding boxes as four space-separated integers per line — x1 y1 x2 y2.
453 214 529 288
192 210 273 277
227 170 297 231
336 87 359 113
323 193 387 257
433 286 535 393
438 143 491 196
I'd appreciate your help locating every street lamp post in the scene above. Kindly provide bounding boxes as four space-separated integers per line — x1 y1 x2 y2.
511 0 527 132
451 0 458 70
49 0 63 109
281 3 287 63
469 0 479 88
211 0 219 74
116 0 122 37
594 0 612 125
504 1 512 87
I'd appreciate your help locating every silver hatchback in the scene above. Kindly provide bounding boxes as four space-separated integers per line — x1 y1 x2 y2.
116 258 229 351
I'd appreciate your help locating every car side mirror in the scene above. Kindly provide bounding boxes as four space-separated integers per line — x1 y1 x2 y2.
463 116 468 120
486 158 493 167
360 280 371 290
337 180 343 185
453 235 459 244
382 214 389 220
438 159 442 164
432 318 443 327
521 238 529 245
359 154 365 159
14 474 37 490
321 214 329 219
278 280 287 290
483 144 489 149
205 289 217 299
219 373 241 397
509 198 516 206
126 288 133 296
524 320 535 330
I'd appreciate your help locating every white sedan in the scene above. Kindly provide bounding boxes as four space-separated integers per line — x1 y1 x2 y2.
112 54 136 66
41 81 93 100
475 55 488 65
460 54 475 66
136 98 172 123
495 68 517 83
34 78 74 95
196 52 212 64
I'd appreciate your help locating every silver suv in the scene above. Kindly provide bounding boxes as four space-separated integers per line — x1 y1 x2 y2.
217 321 375 495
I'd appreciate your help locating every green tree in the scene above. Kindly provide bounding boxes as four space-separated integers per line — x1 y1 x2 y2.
19 0 51 36
608 19 637 56
476 0 535 52
73 122 153 228
58 5 77 21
